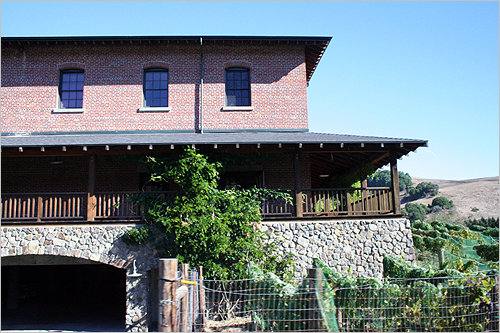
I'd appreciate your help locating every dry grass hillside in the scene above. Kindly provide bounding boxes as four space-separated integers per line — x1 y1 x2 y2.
407 176 499 219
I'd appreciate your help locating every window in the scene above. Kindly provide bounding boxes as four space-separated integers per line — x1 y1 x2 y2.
144 68 168 107
225 67 250 106
59 69 84 109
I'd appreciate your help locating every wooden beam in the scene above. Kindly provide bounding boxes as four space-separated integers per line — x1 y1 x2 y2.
294 152 303 217
390 156 401 214
86 155 96 221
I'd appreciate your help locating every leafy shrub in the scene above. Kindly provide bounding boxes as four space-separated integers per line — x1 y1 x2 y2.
483 227 499 237
367 170 413 192
466 217 499 229
404 203 428 222
412 234 424 249
474 244 499 262
408 182 439 200
431 196 454 209
122 147 293 279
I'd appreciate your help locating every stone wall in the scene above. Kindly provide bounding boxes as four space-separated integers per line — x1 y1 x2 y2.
261 217 415 278
1 225 157 332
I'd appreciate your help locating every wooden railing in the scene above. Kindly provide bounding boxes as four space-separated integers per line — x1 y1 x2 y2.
2 192 87 221
300 187 393 216
1 187 395 223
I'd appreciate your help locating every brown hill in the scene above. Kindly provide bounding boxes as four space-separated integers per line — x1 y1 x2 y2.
407 176 499 219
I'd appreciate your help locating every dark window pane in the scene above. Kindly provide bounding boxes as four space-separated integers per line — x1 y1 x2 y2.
160 72 168 80
62 74 70 82
68 99 76 108
76 81 84 90
160 80 168 89
153 91 161 99
76 100 83 108
145 91 153 100
159 91 168 99
77 91 83 100
145 81 153 89
61 92 69 100
153 81 161 89
160 98 168 106
241 71 249 80
227 95 236 106
69 92 76 100
145 72 154 80
69 82 77 90
153 72 161 80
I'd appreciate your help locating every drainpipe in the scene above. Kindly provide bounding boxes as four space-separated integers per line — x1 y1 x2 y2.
199 37 204 134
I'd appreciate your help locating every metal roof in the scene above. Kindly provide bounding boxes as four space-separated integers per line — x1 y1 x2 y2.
1 131 427 148
1 35 331 82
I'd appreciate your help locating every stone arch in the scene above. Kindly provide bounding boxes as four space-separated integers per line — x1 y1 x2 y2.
1 225 158 272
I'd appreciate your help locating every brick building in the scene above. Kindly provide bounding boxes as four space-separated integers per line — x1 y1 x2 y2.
1 36 426 331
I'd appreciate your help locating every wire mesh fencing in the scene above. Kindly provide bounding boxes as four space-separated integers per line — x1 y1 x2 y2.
175 271 498 332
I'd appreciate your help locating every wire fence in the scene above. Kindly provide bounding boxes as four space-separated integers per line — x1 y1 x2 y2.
175 272 499 332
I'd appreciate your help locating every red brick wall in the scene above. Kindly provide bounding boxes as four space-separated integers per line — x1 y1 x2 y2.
1 43 308 134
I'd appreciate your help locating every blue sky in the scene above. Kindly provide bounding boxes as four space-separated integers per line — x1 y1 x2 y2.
2 1 498 180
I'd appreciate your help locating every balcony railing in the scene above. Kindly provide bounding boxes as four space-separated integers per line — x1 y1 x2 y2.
1 187 395 223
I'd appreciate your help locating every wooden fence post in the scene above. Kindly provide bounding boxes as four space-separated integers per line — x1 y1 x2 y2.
180 263 189 332
159 258 178 332
197 266 206 332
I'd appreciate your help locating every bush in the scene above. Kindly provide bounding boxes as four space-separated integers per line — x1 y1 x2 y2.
474 244 499 262
431 196 454 209
408 182 439 200
123 147 293 279
404 203 428 222
465 217 499 229
367 170 412 192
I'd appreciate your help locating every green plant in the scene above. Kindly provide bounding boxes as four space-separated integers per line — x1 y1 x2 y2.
431 196 454 209
404 202 428 222
367 170 413 192
122 147 293 280
408 182 439 200
474 244 499 262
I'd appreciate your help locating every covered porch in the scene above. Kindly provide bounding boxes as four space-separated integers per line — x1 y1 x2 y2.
1 132 427 223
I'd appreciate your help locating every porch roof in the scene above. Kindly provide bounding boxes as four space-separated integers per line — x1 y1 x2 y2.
1 131 427 149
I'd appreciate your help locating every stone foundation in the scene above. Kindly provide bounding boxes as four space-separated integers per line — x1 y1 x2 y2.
1 225 157 332
262 217 415 278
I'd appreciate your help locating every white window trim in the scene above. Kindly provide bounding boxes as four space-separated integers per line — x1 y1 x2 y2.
137 106 171 112
221 106 254 112
52 108 85 114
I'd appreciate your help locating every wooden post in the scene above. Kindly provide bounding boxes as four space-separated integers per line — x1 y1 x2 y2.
87 155 96 221
294 152 303 217
437 248 445 269
390 156 401 214
361 179 368 214
346 191 353 215
180 263 189 332
37 195 43 222
159 258 178 332
197 266 206 332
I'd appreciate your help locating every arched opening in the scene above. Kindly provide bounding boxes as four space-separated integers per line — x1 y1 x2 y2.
1 255 126 331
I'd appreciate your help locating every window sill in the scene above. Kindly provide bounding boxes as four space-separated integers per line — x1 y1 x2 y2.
221 106 254 112
52 108 85 114
138 107 171 112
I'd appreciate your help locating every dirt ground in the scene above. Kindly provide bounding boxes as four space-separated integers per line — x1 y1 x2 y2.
408 176 499 219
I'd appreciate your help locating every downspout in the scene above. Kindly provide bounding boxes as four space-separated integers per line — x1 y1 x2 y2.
199 37 204 134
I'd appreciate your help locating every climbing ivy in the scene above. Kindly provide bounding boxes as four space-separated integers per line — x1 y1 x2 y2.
122 147 294 280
